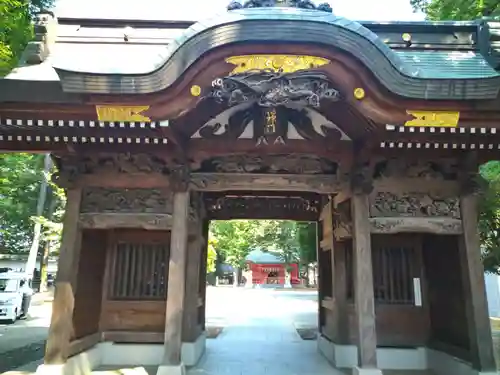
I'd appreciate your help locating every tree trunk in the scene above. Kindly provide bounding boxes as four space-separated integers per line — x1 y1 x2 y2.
305 264 310 287
39 193 57 292
26 154 52 277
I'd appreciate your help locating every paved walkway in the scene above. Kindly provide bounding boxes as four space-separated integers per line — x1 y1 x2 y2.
188 289 340 375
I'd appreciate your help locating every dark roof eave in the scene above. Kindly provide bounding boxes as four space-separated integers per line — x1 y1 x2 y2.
0 79 85 104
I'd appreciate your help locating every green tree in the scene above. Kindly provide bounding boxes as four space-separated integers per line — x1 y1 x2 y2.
0 153 44 253
410 0 500 20
1 0 55 77
0 0 31 76
0 153 64 258
206 235 217 274
210 220 259 285
296 221 317 285
480 162 500 274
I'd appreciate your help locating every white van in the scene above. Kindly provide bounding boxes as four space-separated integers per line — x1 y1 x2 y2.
0 268 33 323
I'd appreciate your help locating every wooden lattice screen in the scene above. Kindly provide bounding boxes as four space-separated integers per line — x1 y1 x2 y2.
109 241 169 300
346 238 416 305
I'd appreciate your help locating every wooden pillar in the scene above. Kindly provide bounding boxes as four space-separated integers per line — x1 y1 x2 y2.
458 154 496 372
334 242 349 344
199 219 209 330
182 195 203 342
43 187 82 365
162 178 190 367
350 156 379 373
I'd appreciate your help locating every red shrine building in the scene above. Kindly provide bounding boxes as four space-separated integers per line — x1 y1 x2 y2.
246 249 299 286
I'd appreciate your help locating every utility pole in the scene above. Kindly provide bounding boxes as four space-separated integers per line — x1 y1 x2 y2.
25 154 52 279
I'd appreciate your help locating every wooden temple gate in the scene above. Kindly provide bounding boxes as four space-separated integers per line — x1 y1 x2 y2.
1 1 500 375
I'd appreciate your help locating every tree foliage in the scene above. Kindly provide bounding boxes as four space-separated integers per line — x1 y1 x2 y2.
1 0 55 76
296 221 317 265
209 219 316 268
410 0 500 20
206 234 217 273
0 154 64 254
480 162 500 274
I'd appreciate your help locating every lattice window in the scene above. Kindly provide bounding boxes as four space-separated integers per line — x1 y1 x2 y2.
110 242 168 300
345 240 416 305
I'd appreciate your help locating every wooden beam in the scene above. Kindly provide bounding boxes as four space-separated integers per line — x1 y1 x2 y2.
102 331 164 343
369 217 463 235
459 191 496 371
44 188 82 365
351 193 378 369
79 213 173 230
190 173 344 193
74 172 170 189
162 190 190 366
68 332 101 357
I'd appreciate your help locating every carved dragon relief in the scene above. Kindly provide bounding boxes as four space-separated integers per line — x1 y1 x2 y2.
209 70 340 109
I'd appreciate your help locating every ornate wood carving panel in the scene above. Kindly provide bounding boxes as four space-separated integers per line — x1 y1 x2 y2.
81 188 170 214
369 192 460 219
194 154 337 174
369 217 463 235
191 173 343 193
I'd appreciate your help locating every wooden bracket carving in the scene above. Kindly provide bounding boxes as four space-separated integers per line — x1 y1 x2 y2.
350 162 374 195
459 152 484 196
170 163 191 192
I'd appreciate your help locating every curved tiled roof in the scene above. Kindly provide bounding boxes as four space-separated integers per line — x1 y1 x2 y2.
51 7 500 99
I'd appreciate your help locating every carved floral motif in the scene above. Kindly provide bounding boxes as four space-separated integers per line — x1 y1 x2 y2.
370 192 460 219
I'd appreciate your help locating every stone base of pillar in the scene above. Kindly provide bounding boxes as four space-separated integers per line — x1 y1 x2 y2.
352 367 383 375
35 365 67 375
36 361 93 375
181 332 206 366
156 364 186 375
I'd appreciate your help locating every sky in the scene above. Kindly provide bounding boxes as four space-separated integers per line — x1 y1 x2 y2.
54 0 425 22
